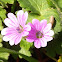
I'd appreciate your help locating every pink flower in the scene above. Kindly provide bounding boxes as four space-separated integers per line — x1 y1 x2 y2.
26 19 54 48
1 10 31 46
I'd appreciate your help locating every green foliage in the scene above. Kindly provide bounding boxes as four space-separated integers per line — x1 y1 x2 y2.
19 39 33 58
17 0 41 15
57 0 62 8
0 47 38 62
0 20 3 30
20 39 33 50
0 43 2 47
0 52 9 60
0 0 14 4
0 8 6 20
0 35 7 62
0 35 3 47
19 48 31 58
0 7 6 30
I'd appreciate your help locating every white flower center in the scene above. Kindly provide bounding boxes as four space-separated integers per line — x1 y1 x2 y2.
36 31 43 38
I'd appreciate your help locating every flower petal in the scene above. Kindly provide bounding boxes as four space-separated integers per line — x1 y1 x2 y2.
17 10 24 26
34 39 41 48
3 32 17 42
26 31 36 42
44 35 53 42
28 23 36 32
6 27 17 34
43 23 52 34
45 30 54 36
26 23 37 42
4 18 18 27
3 36 9 41
40 19 47 30
1 28 8 35
9 40 15 46
21 31 29 36
40 38 47 47
8 32 20 45
8 13 19 27
24 25 31 31
2 27 21 45
15 35 22 45
22 11 28 25
26 38 34 42
32 19 41 31
17 10 28 27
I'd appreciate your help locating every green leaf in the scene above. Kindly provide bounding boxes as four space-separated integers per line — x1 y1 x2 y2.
0 47 38 62
20 39 33 50
17 0 50 15
0 20 3 30
19 48 31 58
0 60 3 62
0 52 9 60
47 0 58 8
27 13 44 23
0 7 6 21
0 43 3 47
0 0 8 8
0 8 6 30
1 0 14 4
17 0 40 15
58 0 62 8
19 39 33 58
47 0 55 7
0 35 3 47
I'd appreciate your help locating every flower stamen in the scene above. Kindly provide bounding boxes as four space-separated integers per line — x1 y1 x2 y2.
36 31 43 38
16 26 24 33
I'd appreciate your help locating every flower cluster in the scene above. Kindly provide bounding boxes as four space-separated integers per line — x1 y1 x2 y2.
1 10 54 48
